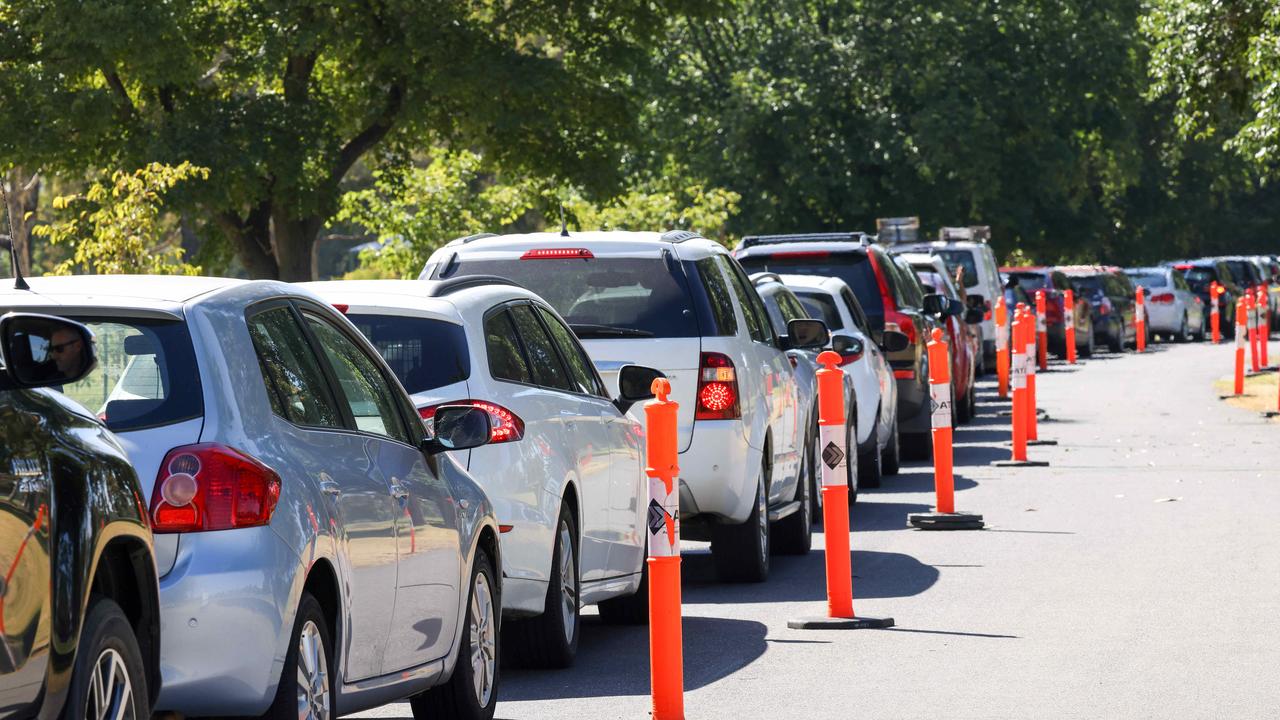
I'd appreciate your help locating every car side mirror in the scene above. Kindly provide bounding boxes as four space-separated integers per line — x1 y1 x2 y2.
879 330 911 353
614 364 666 413
964 307 984 324
0 313 96 390
424 406 492 453
945 298 965 317
966 294 986 308
832 334 864 360
785 318 830 350
922 293 947 316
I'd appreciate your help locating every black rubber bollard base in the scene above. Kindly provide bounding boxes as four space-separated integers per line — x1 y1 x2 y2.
1263 411 1280 418
992 459 1051 467
1246 370 1273 378
1027 439 1059 446
997 408 1047 417
788 615 895 630
1219 394 1241 400
907 511 985 530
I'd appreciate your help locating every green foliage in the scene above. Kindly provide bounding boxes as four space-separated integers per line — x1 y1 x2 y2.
32 162 205 275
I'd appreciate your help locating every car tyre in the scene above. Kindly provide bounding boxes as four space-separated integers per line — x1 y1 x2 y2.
62 597 150 720
901 431 932 461
506 507 578 668
857 412 880 490
711 467 770 583
264 592 332 720
412 549 499 720
881 414 901 476
1081 325 1095 357
1108 320 1124 353
774 445 812 555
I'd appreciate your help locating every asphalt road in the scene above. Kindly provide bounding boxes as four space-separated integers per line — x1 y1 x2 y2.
355 340 1280 719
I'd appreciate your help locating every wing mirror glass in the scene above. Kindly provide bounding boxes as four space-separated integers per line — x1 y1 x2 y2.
425 406 492 453
0 313 96 389
785 318 830 349
832 333 864 359
614 364 665 413
922 293 946 315
880 329 911 353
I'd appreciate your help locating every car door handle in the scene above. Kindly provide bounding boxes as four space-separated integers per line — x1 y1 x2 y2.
320 480 341 497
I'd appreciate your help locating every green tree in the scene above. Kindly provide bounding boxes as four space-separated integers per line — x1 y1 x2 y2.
32 162 205 275
0 0 718 280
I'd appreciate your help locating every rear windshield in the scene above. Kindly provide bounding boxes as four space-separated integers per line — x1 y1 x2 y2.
737 252 885 327
346 314 470 394
1224 261 1257 285
1008 272 1047 290
61 317 202 432
935 250 979 288
1182 267 1214 289
794 291 843 330
1126 271 1167 288
1069 275 1106 297
447 257 699 338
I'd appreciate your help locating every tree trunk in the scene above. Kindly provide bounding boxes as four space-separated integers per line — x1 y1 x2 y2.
218 202 279 279
271 208 322 282
3 168 37 276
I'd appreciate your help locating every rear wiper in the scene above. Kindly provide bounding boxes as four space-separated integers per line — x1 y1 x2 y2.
569 323 655 338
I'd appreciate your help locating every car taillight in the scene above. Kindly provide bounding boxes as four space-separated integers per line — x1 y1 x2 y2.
150 444 281 534
420 400 525 443
984 299 992 321
885 312 917 345
332 304 349 314
521 248 594 260
1046 297 1064 323
695 352 740 420
1150 293 1175 304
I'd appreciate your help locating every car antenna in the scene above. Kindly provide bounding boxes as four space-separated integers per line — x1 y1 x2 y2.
559 204 570 237
0 180 30 291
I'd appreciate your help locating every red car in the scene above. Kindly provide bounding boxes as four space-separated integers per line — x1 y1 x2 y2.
1002 266 1095 358
900 253 981 423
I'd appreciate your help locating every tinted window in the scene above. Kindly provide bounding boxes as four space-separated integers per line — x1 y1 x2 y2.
509 305 574 392
738 251 885 328
346 314 469 395
537 305 606 397
485 310 531 384
759 288 789 336
795 291 843 330
447 257 698 338
1070 275 1106 299
892 256 925 306
304 313 411 444
719 256 769 342
58 318 203 432
1126 272 1167 288
935 249 980 288
695 257 738 336
1009 272 1048 290
1173 271 1191 292
840 288 873 335
778 289 810 322
1183 268 1213 290
247 307 343 429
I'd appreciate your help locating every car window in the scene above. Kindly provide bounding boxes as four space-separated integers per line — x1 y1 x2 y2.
1172 271 1191 292
1009 272 1048 290
935 249 980 288
738 251 885 328
304 313 412 444
247 306 343 429
1127 271 1167 288
759 288 789 337
484 309 532 384
778 289 810 322
795 291 843 331
840 287 873 335
346 314 470 395
57 318 203 432
509 304 575 392
892 256 925 306
695 257 738 336
537 305 607 397
718 256 771 343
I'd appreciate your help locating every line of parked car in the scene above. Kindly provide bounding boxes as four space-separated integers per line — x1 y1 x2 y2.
3 224 1270 720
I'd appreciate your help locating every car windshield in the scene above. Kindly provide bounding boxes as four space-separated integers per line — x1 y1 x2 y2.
447 257 697 338
737 252 885 327
1008 272 1047 290
345 314 471 394
1127 271 1167 288
793 290 843 331
935 250 980 288
57 317 203 432
1069 275 1106 297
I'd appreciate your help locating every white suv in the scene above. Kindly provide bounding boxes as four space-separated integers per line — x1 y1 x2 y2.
422 231 830 582
302 277 660 668
891 226 1002 372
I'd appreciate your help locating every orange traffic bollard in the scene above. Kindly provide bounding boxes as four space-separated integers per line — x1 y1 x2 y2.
995 295 1010 399
1210 282 1223 344
789 352 893 630
907 330 983 530
644 378 683 720
1235 299 1247 395
1257 287 1270 368
1035 290 1049 370
995 309 1051 467
1023 307 1039 441
1135 286 1146 353
1247 291 1260 373
1064 288 1077 364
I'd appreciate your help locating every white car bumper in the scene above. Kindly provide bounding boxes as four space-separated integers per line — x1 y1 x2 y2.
678 420 760 525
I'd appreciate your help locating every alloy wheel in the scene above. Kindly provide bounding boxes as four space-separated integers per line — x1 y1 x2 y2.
756 476 768 562
558 520 577 644
295 621 330 720
85 648 137 720
470 570 498 708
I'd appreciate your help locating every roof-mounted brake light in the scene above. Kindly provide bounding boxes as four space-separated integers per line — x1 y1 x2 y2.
521 248 594 260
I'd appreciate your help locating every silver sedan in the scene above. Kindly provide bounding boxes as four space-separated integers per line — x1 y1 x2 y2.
1125 266 1207 341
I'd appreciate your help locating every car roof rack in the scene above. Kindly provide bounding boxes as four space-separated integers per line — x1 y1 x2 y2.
455 232 498 244
424 274 525 297
748 271 785 286
739 232 869 249
661 230 704 244
938 225 991 243
875 216 920 244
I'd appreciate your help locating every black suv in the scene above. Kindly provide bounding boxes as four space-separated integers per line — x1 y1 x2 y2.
1172 259 1243 338
735 234 943 460
0 313 158 720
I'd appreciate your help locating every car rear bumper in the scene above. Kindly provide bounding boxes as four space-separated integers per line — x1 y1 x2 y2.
1145 304 1181 332
680 420 757 524
155 526 301 716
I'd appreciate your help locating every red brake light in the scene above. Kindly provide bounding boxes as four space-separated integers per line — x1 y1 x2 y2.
1150 293 1175 304
521 248 594 260
420 400 525 444
695 352 740 420
893 369 916 380
150 444 281 533
332 304 349 314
